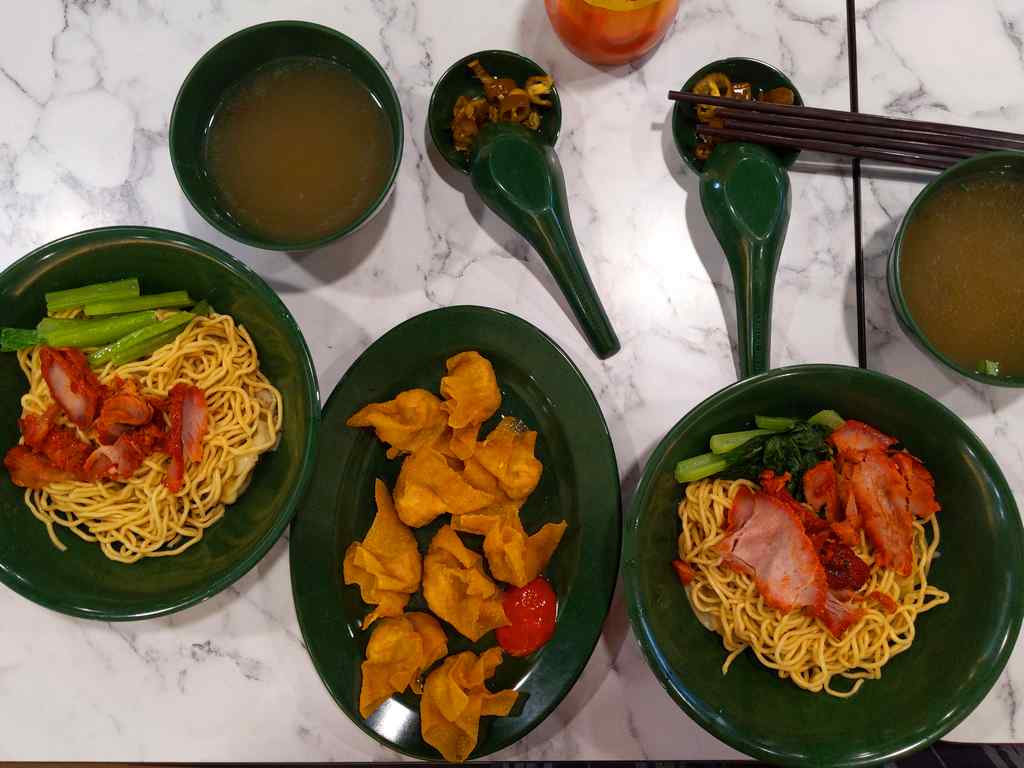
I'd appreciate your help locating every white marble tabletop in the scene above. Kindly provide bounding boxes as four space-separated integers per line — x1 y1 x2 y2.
0 0 1020 761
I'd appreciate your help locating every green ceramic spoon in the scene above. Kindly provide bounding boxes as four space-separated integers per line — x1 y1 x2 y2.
429 50 620 359
700 142 790 378
672 58 804 378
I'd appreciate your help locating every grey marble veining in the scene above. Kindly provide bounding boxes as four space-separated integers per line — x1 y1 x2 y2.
0 0 1014 760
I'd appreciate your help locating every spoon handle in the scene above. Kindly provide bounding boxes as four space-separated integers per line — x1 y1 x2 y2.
730 241 780 378
471 125 620 359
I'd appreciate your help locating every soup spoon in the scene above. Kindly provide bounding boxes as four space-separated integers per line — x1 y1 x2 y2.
429 50 620 360
672 58 803 378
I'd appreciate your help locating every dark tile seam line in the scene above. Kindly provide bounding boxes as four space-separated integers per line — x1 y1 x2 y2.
846 0 868 368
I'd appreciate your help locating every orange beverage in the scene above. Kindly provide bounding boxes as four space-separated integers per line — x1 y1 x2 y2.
545 0 679 66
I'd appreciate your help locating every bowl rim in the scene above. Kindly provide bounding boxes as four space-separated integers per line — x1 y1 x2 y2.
427 48 563 176
671 56 804 175
168 19 405 252
623 362 1023 766
288 303 621 760
0 225 322 620
888 150 1024 387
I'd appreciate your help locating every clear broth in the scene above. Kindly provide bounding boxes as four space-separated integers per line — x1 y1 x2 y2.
204 56 394 245
900 172 1024 377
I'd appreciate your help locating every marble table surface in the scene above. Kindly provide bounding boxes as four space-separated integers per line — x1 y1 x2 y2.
0 0 1021 760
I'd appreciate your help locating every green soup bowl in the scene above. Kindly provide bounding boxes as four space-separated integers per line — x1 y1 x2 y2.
624 364 1023 767
169 20 403 251
888 150 1024 387
0 226 320 619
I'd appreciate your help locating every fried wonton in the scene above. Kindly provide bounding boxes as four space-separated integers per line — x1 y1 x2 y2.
423 525 509 641
343 480 422 628
440 352 501 461
394 448 495 528
484 517 568 588
359 612 448 718
449 457 523 535
474 416 543 500
420 647 518 763
347 389 448 460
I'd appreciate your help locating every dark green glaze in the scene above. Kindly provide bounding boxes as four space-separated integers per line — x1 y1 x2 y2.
289 306 620 761
700 143 791 378
673 59 802 378
169 20 403 251
0 227 320 620
429 51 620 360
889 150 1024 387
671 57 803 175
624 365 1023 767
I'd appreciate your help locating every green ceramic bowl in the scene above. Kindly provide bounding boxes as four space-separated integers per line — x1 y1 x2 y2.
428 50 562 174
673 57 803 175
169 20 403 251
625 364 1023 767
0 226 320 619
888 150 1024 387
290 306 620 761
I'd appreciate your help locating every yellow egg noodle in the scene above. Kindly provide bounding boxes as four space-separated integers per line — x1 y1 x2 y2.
677 478 949 697
16 312 283 564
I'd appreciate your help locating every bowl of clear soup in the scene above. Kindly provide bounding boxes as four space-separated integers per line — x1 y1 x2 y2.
169 20 403 251
889 151 1024 387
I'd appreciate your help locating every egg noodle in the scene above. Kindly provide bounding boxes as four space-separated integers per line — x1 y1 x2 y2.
16 312 283 564
678 478 949 697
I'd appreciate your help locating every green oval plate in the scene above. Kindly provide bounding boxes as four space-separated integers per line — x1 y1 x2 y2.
625 364 1023 767
0 226 320 620
289 306 620 761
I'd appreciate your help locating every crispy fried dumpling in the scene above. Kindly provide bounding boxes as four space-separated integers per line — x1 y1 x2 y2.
483 517 567 588
343 480 422 628
474 416 543 500
420 647 518 762
423 525 508 641
359 612 448 718
347 389 448 460
439 352 501 461
394 448 494 528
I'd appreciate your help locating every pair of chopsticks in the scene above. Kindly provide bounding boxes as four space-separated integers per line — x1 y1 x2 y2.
667 90 1024 170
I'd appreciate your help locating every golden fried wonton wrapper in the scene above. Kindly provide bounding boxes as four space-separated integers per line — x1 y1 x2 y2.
484 517 568 588
423 525 509 641
420 647 518 762
449 457 523 535
347 389 448 459
439 351 501 461
343 480 422 628
359 612 448 718
474 417 543 500
394 448 494 528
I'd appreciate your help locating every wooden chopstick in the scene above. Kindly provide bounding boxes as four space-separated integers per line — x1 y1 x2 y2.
668 90 1024 146
716 116 973 160
697 125 954 170
712 106 1016 155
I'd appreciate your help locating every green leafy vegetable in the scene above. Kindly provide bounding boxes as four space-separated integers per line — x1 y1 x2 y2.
88 311 194 367
41 311 159 349
83 291 192 317
674 452 728 484
676 411 843 498
808 409 845 431
755 415 798 431
0 328 42 352
45 278 139 313
976 360 1001 376
709 428 776 455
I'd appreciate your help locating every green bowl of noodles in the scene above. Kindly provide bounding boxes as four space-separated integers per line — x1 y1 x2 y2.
0 226 319 619
624 364 1023 767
